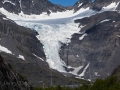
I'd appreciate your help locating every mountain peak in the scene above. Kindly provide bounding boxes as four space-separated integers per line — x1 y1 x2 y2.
0 0 65 15
79 0 92 3
74 0 120 12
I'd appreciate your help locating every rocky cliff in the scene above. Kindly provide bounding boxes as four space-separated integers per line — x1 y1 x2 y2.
60 11 120 81
0 13 47 86
0 0 65 15
0 14 45 60
73 0 120 12
0 55 33 90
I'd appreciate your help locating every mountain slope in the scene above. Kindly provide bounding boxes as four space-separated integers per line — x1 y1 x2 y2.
0 0 120 84
0 0 65 15
112 65 120 78
0 15 45 59
0 55 33 90
60 11 120 81
74 0 120 12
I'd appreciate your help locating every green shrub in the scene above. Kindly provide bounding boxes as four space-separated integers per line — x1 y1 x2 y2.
18 73 27 81
33 76 120 90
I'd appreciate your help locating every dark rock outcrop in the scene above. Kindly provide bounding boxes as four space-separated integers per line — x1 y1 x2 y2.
0 0 65 15
0 13 45 60
91 0 120 11
73 0 92 12
73 0 120 12
60 11 120 81
0 13 47 86
0 55 33 90
112 65 120 79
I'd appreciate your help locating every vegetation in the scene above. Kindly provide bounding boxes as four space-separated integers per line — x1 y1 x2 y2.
33 76 120 90
18 73 27 81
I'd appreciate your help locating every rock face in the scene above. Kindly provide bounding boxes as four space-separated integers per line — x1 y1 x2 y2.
0 13 46 86
0 0 65 14
73 0 120 12
91 0 120 11
0 14 45 60
73 0 91 12
0 55 33 90
60 11 120 81
111 65 120 80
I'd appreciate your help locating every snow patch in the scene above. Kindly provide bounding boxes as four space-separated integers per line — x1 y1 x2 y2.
18 55 25 60
32 53 44 61
68 65 84 76
3 17 8 20
76 55 79 58
19 0 22 11
72 66 84 75
115 25 117 27
73 7 96 20
78 3 83 7
0 45 12 54
79 63 90 76
117 35 120 37
2 0 16 6
94 72 100 76
102 2 119 11
79 33 87 40
99 19 110 23
113 21 116 22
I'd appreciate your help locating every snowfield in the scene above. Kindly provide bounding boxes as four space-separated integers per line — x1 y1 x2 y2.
0 1 119 77
18 55 25 61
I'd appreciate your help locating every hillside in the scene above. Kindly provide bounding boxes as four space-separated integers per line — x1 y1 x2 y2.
0 55 33 90
0 0 120 87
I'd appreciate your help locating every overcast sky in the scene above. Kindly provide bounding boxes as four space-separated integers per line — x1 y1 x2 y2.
49 0 78 6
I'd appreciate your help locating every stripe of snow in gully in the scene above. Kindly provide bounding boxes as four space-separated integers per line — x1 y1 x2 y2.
16 21 84 72
2 0 16 6
17 55 25 60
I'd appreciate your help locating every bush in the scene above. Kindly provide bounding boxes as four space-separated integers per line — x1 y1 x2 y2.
33 76 120 90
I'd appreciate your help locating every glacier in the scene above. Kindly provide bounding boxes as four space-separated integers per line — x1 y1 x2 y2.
16 21 85 72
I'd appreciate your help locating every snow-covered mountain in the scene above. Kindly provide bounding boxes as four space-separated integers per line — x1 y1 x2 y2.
0 0 120 86
74 0 120 12
0 0 65 14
